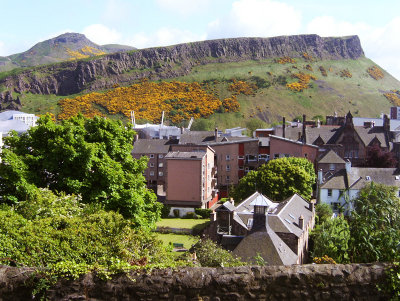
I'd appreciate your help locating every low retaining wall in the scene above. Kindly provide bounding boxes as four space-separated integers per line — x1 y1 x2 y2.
0 263 390 300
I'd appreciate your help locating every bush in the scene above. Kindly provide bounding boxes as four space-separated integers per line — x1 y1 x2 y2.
195 208 212 219
173 209 180 218
161 204 172 218
315 203 333 225
193 239 245 267
182 212 198 219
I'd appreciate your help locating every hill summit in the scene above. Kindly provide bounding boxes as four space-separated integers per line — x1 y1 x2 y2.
0 33 135 72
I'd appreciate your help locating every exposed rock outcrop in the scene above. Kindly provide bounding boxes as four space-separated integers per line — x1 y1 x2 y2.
0 35 364 107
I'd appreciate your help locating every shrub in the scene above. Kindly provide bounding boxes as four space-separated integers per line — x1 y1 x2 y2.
193 239 245 267
182 212 198 219
161 204 172 218
173 209 180 218
195 208 212 219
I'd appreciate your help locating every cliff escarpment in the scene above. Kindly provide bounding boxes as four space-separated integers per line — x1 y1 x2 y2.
0 34 364 104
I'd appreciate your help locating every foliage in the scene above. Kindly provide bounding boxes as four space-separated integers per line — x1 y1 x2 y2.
311 215 350 263
232 157 315 202
228 79 257 95
59 80 239 124
384 92 400 107
315 203 333 225
161 204 172 218
302 52 314 62
195 208 212 219
365 144 397 168
0 192 178 293
378 262 400 300
182 212 198 219
0 114 161 224
349 183 400 263
313 255 337 264
319 66 327 77
193 239 245 267
245 118 267 136
367 66 384 80
190 118 216 131
275 56 296 64
253 253 267 266
286 72 317 92
340 69 352 78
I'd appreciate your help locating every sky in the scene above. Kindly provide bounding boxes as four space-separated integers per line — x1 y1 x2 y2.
1 0 400 79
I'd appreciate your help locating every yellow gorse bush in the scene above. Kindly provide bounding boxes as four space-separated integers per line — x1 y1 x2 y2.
59 80 240 123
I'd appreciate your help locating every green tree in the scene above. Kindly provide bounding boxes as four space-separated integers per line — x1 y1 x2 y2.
232 157 315 202
193 239 245 267
311 215 350 263
245 118 267 136
0 114 161 225
191 118 215 131
349 182 400 263
315 203 333 225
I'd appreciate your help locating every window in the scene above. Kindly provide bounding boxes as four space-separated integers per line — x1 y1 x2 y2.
238 156 244 160
150 163 155 167
304 153 308 158
159 154 163 159
247 218 253 228
239 166 244 170
150 171 154 176
226 176 230 182
158 163 163 168
226 155 231 161
327 189 332 197
226 165 230 171
329 164 335 171
158 171 164 176
245 167 249 171
149 154 154 158
366 176 371 181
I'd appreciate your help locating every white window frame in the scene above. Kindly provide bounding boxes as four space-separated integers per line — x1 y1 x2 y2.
226 155 231 161
149 154 154 158
150 163 155 167
159 154 164 159
150 171 155 176
158 171 164 176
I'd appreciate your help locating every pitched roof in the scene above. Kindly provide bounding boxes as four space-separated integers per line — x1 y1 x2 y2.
179 131 257 145
235 191 276 214
233 229 298 265
132 139 171 154
321 167 400 190
317 150 346 164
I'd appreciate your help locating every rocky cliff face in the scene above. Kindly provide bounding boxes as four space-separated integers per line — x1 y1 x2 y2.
0 34 364 104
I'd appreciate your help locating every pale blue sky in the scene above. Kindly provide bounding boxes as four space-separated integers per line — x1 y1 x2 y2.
1 0 400 78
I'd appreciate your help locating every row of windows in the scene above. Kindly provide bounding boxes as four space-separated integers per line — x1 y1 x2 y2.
149 154 164 159
149 171 163 176
149 163 163 168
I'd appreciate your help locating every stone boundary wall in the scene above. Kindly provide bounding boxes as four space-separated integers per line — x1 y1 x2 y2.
0 263 390 300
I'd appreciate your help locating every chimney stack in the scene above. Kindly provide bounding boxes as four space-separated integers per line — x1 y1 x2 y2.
215 128 219 142
309 199 316 212
318 169 323 184
299 215 304 229
345 159 352 174
302 114 306 144
282 116 286 138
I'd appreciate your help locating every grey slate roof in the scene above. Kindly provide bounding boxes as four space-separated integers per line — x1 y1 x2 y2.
321 167 400 190
317 150 346 164
275 124 388 147
179 131 257 145
233 227 298 265
132 139 171 154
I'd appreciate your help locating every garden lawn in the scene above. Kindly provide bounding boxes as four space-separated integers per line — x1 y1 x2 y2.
155 233 199 249
156 218 210 230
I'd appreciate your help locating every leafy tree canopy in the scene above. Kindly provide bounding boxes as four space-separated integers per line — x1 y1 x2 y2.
349 182 400 263
232 157 315 202
311 215 350 263
0 114 161 226
365 144 397 168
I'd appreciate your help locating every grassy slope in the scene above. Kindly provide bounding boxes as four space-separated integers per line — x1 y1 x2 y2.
6 56 400 128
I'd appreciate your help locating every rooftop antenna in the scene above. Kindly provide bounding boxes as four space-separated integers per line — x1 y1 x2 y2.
131 111 136 127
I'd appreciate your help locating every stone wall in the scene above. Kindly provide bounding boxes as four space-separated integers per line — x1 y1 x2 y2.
0 263 390 300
